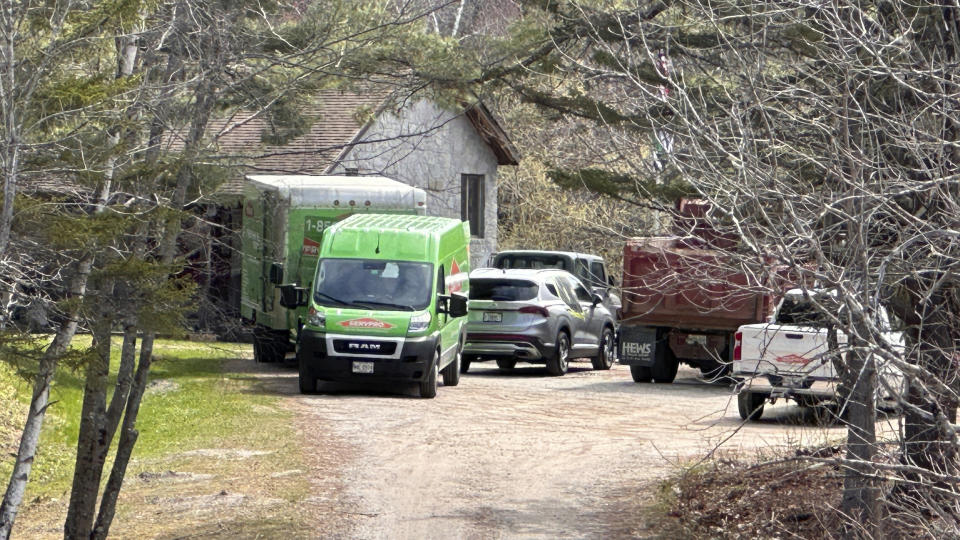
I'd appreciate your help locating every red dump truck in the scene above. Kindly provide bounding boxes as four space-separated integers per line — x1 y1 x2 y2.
618 200 783 383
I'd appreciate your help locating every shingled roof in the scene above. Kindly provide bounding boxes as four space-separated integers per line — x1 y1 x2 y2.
204 89 517 200
204 89 387 198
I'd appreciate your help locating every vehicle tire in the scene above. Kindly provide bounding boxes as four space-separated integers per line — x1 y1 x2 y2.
591 327 615 370
546 331 570 376
737 391 766 420
496 359 517 371
630 365 652 383
460 357 472 374
442 345 462 387
419 350 439 398
651 342 679 383
297 355 316 395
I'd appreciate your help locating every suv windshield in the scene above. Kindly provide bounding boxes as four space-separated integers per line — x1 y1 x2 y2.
495 254 571 272
470 279 539 301
314 259 433 311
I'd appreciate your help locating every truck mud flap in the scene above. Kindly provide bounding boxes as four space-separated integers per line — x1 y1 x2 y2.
619 327 657 367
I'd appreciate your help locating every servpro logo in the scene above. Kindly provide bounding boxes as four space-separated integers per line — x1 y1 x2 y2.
446 259 466 293
338 318 394 329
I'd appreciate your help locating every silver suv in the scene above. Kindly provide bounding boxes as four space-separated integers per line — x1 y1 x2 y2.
490 250 621 320
462 268 617 376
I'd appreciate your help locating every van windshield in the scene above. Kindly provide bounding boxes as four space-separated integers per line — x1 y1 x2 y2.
314 259 433 311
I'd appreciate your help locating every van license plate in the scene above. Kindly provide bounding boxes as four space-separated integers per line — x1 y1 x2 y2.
483 312 502 323
352 361 374 374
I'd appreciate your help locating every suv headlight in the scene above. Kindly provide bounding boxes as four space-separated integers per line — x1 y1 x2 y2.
407 311 431 334
308 308 326 328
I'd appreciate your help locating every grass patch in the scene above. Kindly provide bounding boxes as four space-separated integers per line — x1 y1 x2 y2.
3 337 317 538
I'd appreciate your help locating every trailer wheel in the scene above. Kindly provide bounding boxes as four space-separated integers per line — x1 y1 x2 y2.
546 331 570 376
496 359 517 371
737 391 766 420
419 350 439 398
630 365 652 383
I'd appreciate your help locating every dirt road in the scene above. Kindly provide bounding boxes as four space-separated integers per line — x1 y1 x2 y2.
261 360 862 539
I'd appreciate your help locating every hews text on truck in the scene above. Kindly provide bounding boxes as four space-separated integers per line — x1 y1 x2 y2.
240 175 426 363
279 214 471 398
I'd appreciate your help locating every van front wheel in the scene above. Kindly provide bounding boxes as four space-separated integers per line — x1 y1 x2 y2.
420 351 439 398
442 346 461 387
298 357 316 395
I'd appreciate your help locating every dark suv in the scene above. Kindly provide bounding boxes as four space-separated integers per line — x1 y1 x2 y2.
490 250 621 320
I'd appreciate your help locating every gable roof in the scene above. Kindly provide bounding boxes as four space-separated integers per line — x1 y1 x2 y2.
204 89 517 200
205 90 387 197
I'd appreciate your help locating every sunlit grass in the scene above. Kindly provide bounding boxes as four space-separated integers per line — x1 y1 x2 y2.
1 336 300 506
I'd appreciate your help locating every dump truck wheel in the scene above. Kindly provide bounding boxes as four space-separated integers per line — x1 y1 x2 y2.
630 365 652 383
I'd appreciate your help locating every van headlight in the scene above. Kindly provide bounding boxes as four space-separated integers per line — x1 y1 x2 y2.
407 311 431 334
308 308 326 328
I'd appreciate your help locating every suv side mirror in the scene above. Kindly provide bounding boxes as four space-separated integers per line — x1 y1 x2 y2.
279 284 307 308
591 293 604 306
269 263 284 285
608 275 617 287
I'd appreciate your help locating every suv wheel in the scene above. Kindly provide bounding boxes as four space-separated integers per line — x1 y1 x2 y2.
546 332 570 376
591 327 615 370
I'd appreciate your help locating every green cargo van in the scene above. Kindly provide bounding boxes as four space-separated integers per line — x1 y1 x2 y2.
240 175 426 363
279 214 471 398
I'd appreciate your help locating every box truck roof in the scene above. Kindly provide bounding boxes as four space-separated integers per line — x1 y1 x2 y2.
245 174 426 208
324 214 468 262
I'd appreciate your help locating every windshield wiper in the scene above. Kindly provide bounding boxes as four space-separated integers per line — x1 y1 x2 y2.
314 291 350 306
350 300 416 311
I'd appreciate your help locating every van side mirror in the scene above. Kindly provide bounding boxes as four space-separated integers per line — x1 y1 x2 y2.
592 293 604 306
279 284 307 308
448 292 468 318
608 275 617 287
269 263 284 285
439 293 468 318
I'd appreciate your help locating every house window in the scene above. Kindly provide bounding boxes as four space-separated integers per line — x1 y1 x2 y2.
460 174 485 238
344 168 359 176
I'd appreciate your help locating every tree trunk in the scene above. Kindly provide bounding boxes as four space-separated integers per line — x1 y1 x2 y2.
92 335 153 540
902 291 959 489
63 297 115 538
840 340 880 539
0 255 92 540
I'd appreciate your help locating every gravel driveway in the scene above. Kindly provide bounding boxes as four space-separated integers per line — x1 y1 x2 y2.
269 360 855 539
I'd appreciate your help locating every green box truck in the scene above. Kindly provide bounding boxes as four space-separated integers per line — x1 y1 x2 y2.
240 175 427 362
280 213 471 398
